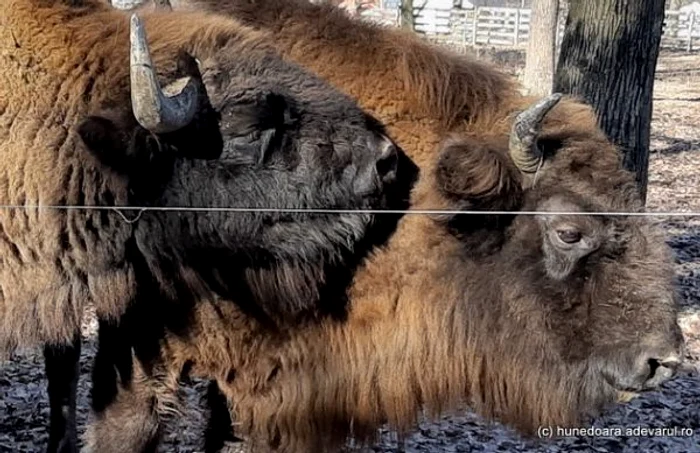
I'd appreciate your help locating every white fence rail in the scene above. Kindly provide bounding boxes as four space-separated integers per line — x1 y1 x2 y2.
360 6 700 52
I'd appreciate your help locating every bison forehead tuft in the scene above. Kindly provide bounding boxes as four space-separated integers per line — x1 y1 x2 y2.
201 46 376 126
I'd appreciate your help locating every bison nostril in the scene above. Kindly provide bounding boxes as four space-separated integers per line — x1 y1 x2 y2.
607 350 685 393
646 358 662 381
642 354 683 388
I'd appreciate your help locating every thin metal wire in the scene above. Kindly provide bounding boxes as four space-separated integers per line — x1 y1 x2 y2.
0 205 699 217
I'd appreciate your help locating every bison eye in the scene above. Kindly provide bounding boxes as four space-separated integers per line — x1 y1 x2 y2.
557 229 582 244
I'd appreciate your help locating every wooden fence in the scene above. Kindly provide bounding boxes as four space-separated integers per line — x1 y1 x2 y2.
359 6 700 52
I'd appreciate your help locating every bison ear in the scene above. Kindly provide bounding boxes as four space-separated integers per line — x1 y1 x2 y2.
77 116 128 171
536 137 565 161
432 138 524 255
435 137 522 211
77 115 163 174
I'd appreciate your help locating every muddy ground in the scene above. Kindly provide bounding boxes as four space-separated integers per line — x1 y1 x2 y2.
2 49 700 452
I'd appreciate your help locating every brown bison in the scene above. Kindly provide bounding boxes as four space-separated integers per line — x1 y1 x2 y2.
65 1 688 453
0 1 416 451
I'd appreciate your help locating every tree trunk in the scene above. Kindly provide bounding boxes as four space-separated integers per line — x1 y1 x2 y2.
522 0 559 96
553 0 665 203
400 0 415 30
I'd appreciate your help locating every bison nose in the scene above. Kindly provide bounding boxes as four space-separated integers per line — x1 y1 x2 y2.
607 341 686 393
375 138 399 184
640 353 683 389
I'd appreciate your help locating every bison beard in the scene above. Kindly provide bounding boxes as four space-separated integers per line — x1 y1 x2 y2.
0 1 417 452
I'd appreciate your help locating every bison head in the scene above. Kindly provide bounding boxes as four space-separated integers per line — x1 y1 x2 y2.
77 15 417 323
434 94 685 431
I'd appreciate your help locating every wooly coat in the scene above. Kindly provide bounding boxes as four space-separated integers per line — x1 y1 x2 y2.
0 0 416 451
90 0 691 452
59 2 690 453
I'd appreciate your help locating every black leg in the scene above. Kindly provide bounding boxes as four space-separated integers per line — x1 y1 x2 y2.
204 380 243 453
43 333 81 453
83 320 163 453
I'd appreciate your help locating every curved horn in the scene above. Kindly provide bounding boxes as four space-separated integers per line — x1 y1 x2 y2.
508 93 563 173
129 14 199 133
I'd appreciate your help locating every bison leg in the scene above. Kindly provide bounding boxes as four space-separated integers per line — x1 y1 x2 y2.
43 333 81 453
204 380 248 453
82 379 162 453
82 320 174 453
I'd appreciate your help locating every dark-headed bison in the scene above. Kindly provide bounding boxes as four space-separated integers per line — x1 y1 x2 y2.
0 0 416 451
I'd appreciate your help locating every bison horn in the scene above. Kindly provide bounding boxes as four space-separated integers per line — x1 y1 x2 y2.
508 93 563 173
129 14 199 133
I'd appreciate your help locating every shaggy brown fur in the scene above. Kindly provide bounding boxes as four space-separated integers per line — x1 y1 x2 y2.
85 0 684 451
102 200 682 452
174 0 531 170
0 0 265 355
5 2 420 451
1 0 400 356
